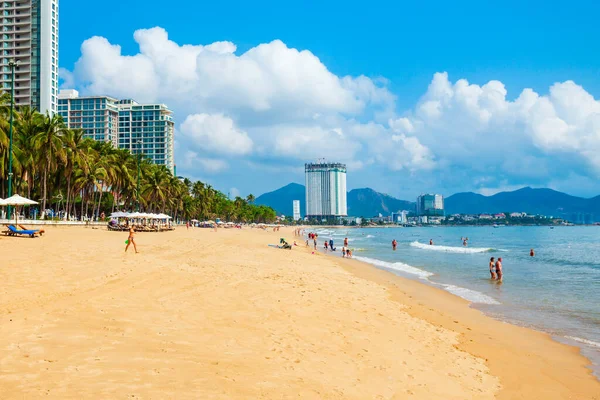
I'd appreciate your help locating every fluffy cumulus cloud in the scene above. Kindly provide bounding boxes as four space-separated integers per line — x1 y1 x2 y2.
63 28 600 197
389 72 600 194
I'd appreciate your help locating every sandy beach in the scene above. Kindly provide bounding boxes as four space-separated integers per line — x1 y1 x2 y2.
0 226 598 399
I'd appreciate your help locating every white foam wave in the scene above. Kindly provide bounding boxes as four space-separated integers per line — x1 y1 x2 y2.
354 256 434 279
366 235 375 238
565 336 600 349
410 241 495 254
439 284 501 305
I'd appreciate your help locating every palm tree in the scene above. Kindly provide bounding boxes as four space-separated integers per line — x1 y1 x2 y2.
33 112 67 215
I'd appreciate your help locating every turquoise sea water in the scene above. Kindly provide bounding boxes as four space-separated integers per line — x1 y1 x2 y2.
312 226 600 376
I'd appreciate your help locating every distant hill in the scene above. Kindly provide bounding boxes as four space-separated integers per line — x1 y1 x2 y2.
255 183 306 216
255 184 415 217
445 187 600 222
347 188 415 217
257 184 600 222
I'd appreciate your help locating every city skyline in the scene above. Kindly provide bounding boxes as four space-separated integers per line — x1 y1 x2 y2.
56 0 600 199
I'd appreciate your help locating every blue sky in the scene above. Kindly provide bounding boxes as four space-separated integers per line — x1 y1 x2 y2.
60 0 600 199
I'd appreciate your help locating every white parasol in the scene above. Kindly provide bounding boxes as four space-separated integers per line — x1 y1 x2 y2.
1 194 38 224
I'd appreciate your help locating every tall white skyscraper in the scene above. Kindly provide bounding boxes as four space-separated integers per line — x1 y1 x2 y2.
292 200 301 221
0 0 59 114
305 162 347 219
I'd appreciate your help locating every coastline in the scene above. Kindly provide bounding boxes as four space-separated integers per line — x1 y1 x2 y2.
0 226 598 398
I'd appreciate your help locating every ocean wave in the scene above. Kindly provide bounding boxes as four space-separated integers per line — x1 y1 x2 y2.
565 336 600 349
439 284 501 305
354 256 434 279
366 234 375 238
410 241 497 254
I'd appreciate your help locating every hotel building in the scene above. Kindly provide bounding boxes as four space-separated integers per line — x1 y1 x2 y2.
58 89 175 173
0 0 59 114
117 99 175 173
57 89 119 146
305 162 347 219
292 200 301 221
416 194 444 216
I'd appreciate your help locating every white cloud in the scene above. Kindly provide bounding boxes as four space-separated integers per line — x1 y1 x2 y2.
63 28 600 197
179 113 253 156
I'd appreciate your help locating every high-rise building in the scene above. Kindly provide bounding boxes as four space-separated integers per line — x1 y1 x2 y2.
57 89 175 173
292 200 301 221
57 90 119 147
416 194 444 216
0 0 59 114
117 99 174 173
305 162 347 219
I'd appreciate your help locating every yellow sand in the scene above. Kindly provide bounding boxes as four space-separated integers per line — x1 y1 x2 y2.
0 226 597 399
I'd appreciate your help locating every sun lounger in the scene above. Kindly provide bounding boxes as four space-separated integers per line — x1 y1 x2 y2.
5 225 41 238
18 224 44 236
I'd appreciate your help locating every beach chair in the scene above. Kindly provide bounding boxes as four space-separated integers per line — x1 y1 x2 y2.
18 224 44 236
5 225 41 238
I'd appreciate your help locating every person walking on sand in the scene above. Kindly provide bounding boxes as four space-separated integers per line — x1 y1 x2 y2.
495 257 503 282
125 226 138 253
324 240 329 251
329 238 334 251
489 257 496 279
313 237 317 250
392 239 397 250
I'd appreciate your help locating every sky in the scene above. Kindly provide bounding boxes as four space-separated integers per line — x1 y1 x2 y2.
59 0 600 200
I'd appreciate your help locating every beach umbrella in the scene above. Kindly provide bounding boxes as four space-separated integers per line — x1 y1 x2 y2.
1 194 38 224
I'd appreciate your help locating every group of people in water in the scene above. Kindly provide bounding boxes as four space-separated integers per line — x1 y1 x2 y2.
305 232 353 258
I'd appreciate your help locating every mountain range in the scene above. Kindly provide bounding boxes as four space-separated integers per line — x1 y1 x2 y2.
255 184 600 222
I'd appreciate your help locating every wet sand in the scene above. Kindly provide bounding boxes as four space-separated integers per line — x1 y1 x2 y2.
0 226 597 399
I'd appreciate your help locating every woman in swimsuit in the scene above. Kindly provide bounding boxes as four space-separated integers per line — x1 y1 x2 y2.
125 226 138 253
489 257 496 279
495 257 503 281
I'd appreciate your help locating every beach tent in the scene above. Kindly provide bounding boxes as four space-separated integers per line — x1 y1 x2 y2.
110 211 129 218
156 213 172 220
0 194 38 224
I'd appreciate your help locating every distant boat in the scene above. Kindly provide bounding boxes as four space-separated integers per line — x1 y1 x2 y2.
493 224 500 228
550 226 555 229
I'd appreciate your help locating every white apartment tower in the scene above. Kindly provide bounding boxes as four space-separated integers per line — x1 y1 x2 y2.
0 0 59 114
305 162 347 219
292 200 301 221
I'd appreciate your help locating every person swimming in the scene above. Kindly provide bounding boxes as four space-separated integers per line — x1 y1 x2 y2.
392 239 397 250
489 257 496 279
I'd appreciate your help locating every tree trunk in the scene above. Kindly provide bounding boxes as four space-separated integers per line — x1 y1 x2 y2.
65 177 71 220
42 166 48 218
80 190 85 221
96 186 103 220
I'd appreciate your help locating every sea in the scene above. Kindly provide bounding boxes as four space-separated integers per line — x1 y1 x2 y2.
311 226 600 377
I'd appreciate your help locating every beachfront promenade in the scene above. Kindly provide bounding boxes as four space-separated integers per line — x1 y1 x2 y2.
0 226 598 399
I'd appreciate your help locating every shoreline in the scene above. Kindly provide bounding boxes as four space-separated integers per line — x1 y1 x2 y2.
1 226 598 398
298 230 600 399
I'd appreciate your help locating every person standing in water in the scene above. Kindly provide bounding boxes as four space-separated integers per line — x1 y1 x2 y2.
463 238 468 247
125 226 138 253
530 249 535 257
344 237 348 247
392 239 397 250
495 257 503 282
429 239 433 245
324 240 329 251
329 238 334 251
489 257 496 279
